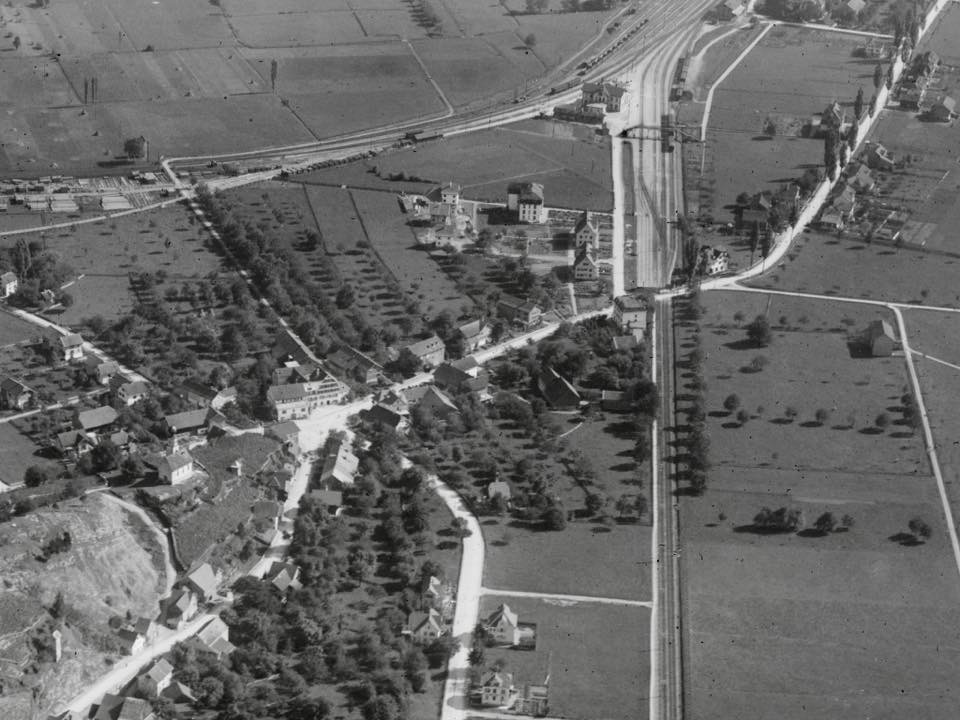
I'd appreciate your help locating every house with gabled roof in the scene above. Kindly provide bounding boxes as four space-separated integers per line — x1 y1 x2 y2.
507 182 546 224
537 367 581 410
404 335 446 369
930 96 956 123
137 658 174 698
415 385 461 420
116 626 145 655
497 296 542 330
184 563 220 603
59 333 84 362
849 164 875 193
573 211 600 249
573 247 600 281
477 670 516 708
488 481 512 502
0 376 33 410
163 408 210 436
173 378 238 411
865 319 899 357
457 319 492 352
147 451 194 485
266 420 300 456
267 362 347 421
434 361 489 395
484 603 521 646
309 489 343 516
74 405 118 432
84 357 119 385
581 81 626 112
407 608 445 643
56 429 95 458
116 380 150 406
319 437 359 487
325 345 383 385
821 100 846 131
190 616 235 658
362 403 406 432
266 561 302 593
158 588 197 630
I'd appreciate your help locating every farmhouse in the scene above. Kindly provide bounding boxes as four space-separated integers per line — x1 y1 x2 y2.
537 367 581 410
362 403 405 432
173 379 237 411
74 405 118 432
573 211 600 249
0 271 18 298
507 182 546 224
184 563 221 603
116 380 150 406
865 319 899 357
457 319 492 352
613 294 649 333
930 96 956 123
415 385 461 420
266 420 300 456
0 376 33 410
158 589 198 630
84 358 119 385
163 408 210 436
137 658 174 698
191 616 235 658
320 438 359 488
497 296 542 329
325 345 383 384
433 360 489 395
149 451 194 485
59 333 84 362
404 334 446 369
55 429 95 458
407 608 445 643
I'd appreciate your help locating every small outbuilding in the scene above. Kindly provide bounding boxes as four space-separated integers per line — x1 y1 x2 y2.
865 319 899 357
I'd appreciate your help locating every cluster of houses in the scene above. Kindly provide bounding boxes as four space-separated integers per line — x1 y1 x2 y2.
402 181 477 248
403 575 456 643
470 603 546 714
899 51 955 121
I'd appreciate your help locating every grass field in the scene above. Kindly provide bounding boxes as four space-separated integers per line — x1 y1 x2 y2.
748 228 960 307
477 595 650 720
680 289 960 718
0 311 40 347
0 0 618 173
0 423 43 488
302 118 613 211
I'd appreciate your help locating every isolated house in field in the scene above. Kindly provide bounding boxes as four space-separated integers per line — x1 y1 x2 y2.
484 603 522 646
507 182 546 224
137 658 174 698
0 376 33 410
538 367 581 410
865 319 899 357
477 671 516 708
74 405 118 432
613 294 648 333
497 296 542 329
573 211 600 249
184 563 220 603
59 333 84 362
405 334 446 369
407 608 445 643
930 96 956 122
457 319 492 352
0 271 17 298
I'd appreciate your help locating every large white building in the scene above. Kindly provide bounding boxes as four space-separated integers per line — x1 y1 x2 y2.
507 182 546 224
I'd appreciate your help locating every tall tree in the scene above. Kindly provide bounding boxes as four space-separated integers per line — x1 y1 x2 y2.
873 62 884 90
854 87 864 119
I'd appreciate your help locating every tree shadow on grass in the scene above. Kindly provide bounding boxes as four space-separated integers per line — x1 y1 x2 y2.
889 532 924 546
481 519 499 526
723 339 757 351
859 427 884 435
769 417 794 425
733 524 795 535
796 528 828 538
436 541 459 550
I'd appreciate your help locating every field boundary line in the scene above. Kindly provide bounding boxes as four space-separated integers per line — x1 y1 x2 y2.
403 39 455 118
699 22 773 143
480 587 652 607
912 351 960 373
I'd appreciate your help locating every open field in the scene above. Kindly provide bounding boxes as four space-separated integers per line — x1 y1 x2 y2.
748 228 960 307
483 520 651 599
697 291 926 474
697 24 869 223
679 289 960 718
477 595 650 720
301 118 614 211
0 423 43 488
0 311 40 347
0 0 618 172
